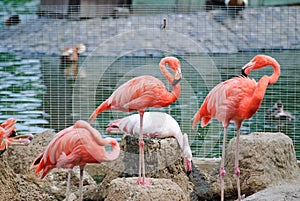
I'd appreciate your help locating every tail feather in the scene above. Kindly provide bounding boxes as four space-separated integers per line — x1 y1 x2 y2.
31 152 53 179
192 110 202 129
31 152 44 176
192 100 211 129
89 100 110 124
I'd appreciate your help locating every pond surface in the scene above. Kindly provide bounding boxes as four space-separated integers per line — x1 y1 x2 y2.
0 50 299 159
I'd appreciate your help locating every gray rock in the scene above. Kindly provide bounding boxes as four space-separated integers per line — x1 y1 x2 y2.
191 132 300 200
105 177 188 201
224 132 300 197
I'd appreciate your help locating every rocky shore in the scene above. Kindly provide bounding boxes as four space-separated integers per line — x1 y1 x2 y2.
1 6 300 56
1 130 300 200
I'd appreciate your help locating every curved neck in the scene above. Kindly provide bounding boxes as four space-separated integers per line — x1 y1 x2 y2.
159 60 181 102
175 133 191 159
159 59 174 84
102 138 120 162
171 84 181 101
175 132 184 150
268 61 280 85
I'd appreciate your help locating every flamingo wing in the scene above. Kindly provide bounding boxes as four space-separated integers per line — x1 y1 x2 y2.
108 76 171 111
32 126 85 178
193 77 257 128
107 112 181 138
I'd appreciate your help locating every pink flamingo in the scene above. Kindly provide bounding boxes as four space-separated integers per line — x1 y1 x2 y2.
192 55 280 201
106 112 192 172
0 118 33 155
31 120 120 201
89 56 182 185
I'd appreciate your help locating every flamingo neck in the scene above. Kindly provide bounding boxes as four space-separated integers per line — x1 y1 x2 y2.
102 138 120 162
159 60 174 84
159 60 181 102
175 131 184 150
175 133 191 160
268 61 280 85
171 84 181 102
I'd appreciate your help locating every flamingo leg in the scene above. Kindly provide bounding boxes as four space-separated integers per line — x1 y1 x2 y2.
66 169 72 201
234 125 241 201
137 111 151 185
79 167 84 201
220 127 227 201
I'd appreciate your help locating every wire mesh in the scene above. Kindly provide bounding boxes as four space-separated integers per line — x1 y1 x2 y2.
0 2 300 160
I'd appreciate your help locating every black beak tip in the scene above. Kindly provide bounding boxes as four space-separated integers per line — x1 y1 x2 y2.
186 170 192 176
172 77 181 86
241 69 248 77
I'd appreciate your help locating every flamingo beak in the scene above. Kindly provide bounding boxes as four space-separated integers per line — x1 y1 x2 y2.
241 61 256 76
186 159 192 175
106 126 122 134
172 67 182 86
9 134 33 146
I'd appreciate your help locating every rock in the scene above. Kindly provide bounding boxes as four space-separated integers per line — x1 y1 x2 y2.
120 134 185 176
190 158 220 200
0 150 57 201
224 132 300 198
191 132 300 200
7 130 55 174
105 177 188 201
244 177 300 201
84 134 194 200
120 134 193 197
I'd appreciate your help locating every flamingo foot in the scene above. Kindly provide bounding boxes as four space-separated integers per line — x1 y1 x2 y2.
137 178 151 185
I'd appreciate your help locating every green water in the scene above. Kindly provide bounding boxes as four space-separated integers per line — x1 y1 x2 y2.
0 50 299 159
0 52 49 134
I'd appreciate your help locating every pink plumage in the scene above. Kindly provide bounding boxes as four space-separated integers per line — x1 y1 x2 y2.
192 55 280 201
89 56 182 185
31 120 120 200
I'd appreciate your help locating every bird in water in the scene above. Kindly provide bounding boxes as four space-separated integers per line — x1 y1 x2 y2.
89 56 182 185
0 118 33 156
31 120 120 201
106 112 192 173
265 100 295 121
5 15 20 26
192 54 280 201
60 44 86 79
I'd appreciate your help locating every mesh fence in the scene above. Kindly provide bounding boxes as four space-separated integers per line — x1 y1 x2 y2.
1 2 299 159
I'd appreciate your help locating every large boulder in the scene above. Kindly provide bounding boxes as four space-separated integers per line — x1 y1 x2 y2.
243 177 300 201
224 132 300 197
0 131 57 201
105 177 188 201
84 134 194 200
192 132 300 200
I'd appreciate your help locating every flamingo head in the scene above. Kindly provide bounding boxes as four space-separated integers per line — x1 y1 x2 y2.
182 133 192 174
160 57 182 85
172 67 182 86
106 120 122 134
241 54 280 76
